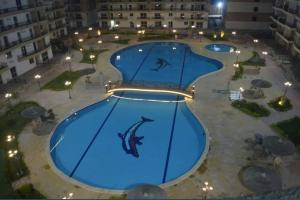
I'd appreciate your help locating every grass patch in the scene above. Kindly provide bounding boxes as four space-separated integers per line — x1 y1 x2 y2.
232 63 244 80
232 100 270 117
240 51 266 66
80 48 109 64
42 71 82 91
272 117 300 149
71 37 82 50
16 184 45 199
109 39 130 45
138 34 174 41
268 96 293 112
0 102 41 198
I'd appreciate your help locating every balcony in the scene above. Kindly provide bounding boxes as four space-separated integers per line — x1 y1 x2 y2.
46 4 65 12
0 31 49 52
49 24 66 31
0 62 8 74
48 14 66 21
18 44 51 61
0 3 44 16
276 32 293 45
0 18 47 34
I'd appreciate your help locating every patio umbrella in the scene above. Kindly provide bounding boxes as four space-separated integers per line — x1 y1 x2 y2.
263 136 296 156
251 79 272 88
239 165 282 194
126 184 167 199
21 106 46 119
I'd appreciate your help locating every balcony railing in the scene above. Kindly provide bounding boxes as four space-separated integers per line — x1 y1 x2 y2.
0 3 44 15
0 31 48 52
18 44 51 60
0 18 47 33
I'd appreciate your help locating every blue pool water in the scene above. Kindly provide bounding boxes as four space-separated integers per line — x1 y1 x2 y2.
50 42 223 190
205 43 236 53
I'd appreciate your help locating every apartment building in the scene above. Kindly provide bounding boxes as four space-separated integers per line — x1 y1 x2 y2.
0 0 53 84
225 0 273 31
270 0 300 58
43 0 67 39
97 0 209 29
65 0 97 30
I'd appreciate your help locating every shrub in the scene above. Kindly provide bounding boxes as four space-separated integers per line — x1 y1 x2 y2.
232 100 270 117
272 117 300 148
268 96 293 112
232 64 244 80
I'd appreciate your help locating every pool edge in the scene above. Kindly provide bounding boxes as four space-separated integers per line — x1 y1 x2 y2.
46 40 225 195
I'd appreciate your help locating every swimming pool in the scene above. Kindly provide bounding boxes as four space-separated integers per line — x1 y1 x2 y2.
49 42 223 191
205 44 236 53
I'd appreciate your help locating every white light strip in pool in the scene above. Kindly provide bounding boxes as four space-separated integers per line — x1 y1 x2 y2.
108 88 193 99
111 94 186 103
50 135 64 153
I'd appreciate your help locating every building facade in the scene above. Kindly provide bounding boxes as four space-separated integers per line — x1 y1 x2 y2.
65 0 97 30
270 0 300 58
0 0 54 84
43 0 68 39
97 0 209 29
225 0 273 31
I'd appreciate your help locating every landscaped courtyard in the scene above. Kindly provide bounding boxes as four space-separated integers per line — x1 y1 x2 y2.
0 30 300 199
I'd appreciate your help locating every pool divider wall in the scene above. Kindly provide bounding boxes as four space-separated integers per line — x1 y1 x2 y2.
46 40 226 195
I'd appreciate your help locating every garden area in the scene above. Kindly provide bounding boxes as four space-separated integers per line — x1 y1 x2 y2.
42 68 96 91
240 51 266 67
0 102 45 198
232 100 270 117
80 48 109 64
272 117 300 149
268 96 293 112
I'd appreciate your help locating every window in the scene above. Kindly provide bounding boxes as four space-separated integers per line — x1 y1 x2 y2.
29 58 34 64
252 16 257 21
184 21 188 25
253 7 259 12
169 13 173 16
130 13 133 16
6 51 12 59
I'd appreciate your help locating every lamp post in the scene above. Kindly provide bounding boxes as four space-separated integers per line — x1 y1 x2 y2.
232 31 236 36
65 56 72 71
5 92 12 106
199 31 204 42
78 38 83 43
114 35 119 40
62 192 74 199
34 74 42 90
65 81 72 99
202 181 213 200
235 50 241 62
90 54 95 69
6 134 15 143
283 81 292 97
262 51 268 60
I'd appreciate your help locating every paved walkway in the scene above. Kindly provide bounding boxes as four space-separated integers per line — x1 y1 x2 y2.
7 34 300 199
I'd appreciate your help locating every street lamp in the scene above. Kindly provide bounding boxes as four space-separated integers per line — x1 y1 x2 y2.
262 51 268 60
253 39 259 43
62 192 74 199
88 27 93 31
239 87 245 92
5 92 12 106
233 63 239 68
34 74 42 90
114 35 119 40
74 32 79 36
90 54 95 69
97 30 101 36
202 181 213 200
78 38 83 43
232 31 236 36
235 50 241 62
64 81 72 99
283 81 292 97
8 149 18 158
65 56 72 71
6 135 15 143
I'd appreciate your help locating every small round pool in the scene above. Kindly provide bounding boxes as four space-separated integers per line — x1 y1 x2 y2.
205 44 236 53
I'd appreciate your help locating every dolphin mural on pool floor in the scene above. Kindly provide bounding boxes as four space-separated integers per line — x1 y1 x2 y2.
152 58 171 71
118 116 154 158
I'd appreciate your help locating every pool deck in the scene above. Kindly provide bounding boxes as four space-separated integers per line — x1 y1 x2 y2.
6 34 300 199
